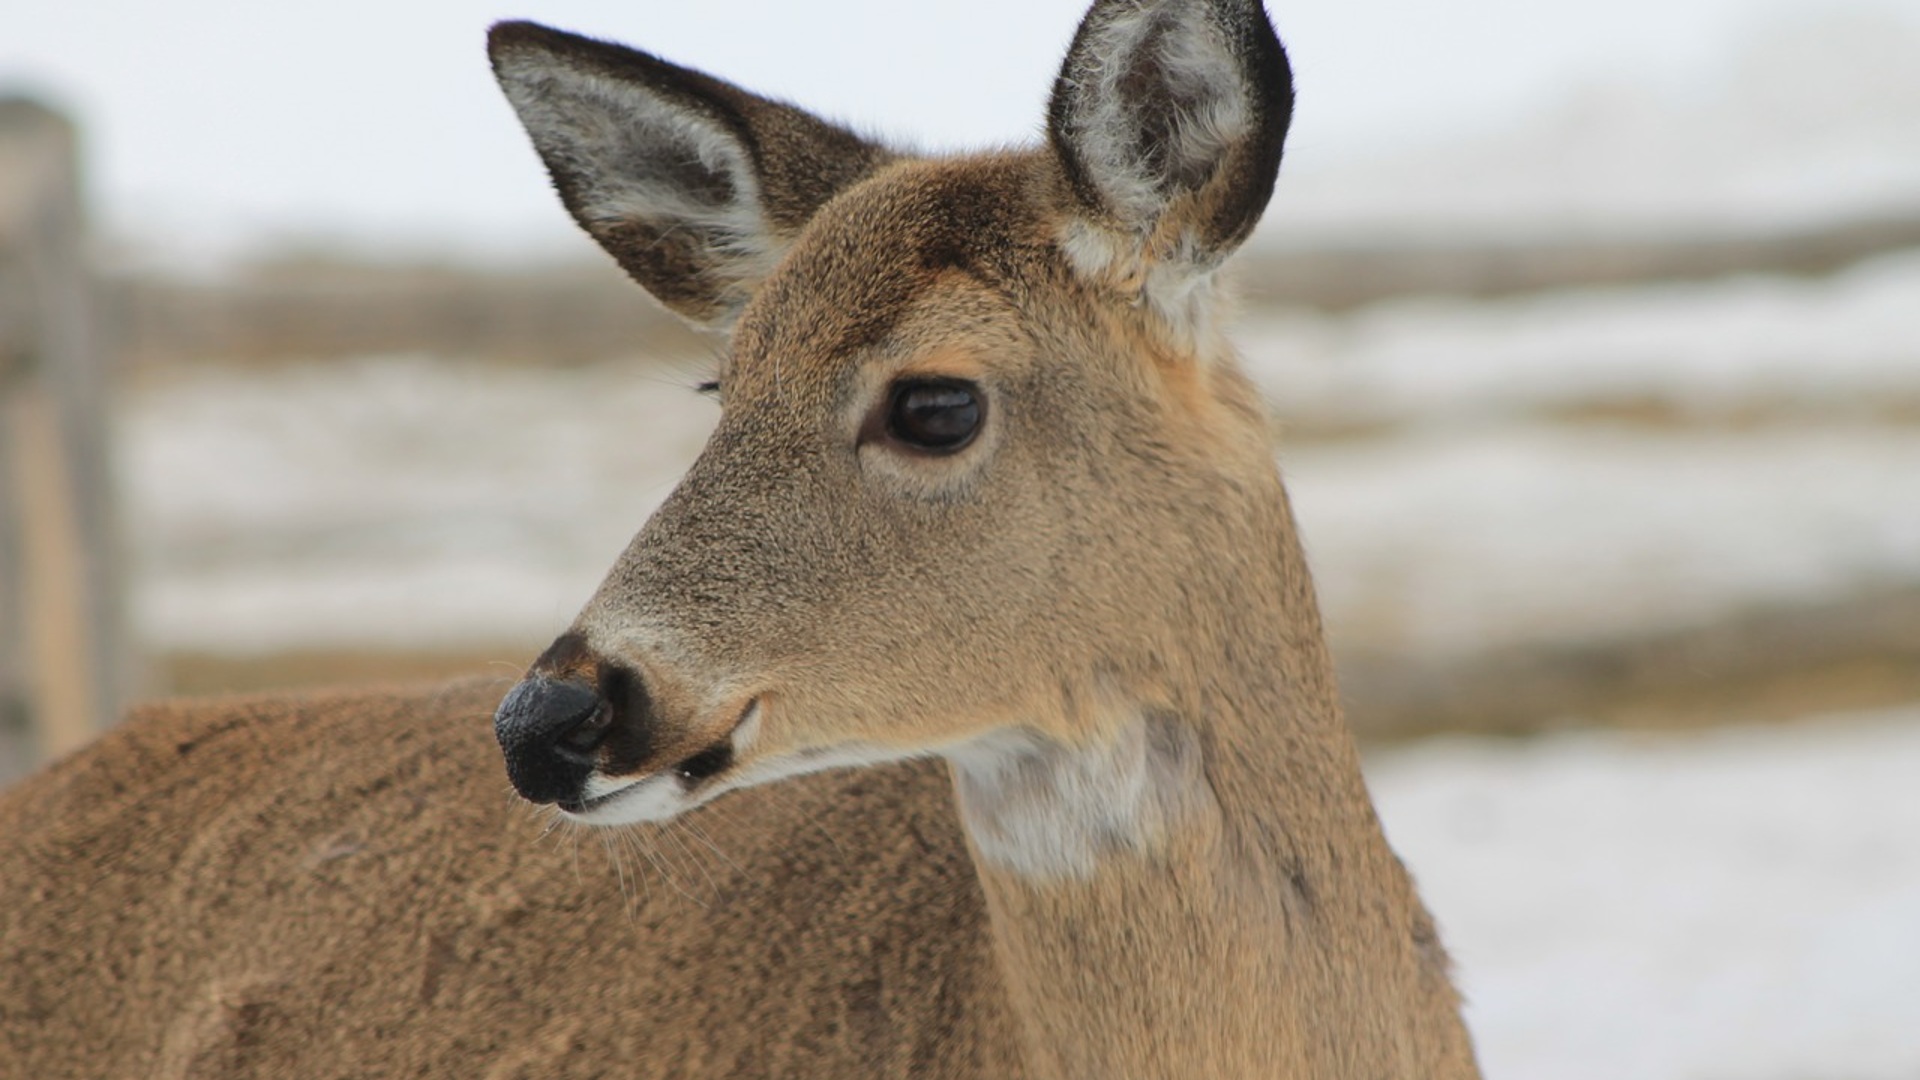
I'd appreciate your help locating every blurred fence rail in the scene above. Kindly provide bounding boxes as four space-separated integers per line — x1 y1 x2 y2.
0 99 130 773
105 212 1920 368
1239 211 1920 310
142 585 1920 745
1342 585 1920 741
113 257 706 369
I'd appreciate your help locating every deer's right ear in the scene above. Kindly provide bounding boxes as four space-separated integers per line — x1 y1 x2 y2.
1045 0 1291 328
489 22 894 330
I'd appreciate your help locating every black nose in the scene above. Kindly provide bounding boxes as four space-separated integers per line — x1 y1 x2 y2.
494 677 612 804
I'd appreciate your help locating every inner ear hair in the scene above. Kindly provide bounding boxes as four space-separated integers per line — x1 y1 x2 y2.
1047 0 1293 267
489 21 894 330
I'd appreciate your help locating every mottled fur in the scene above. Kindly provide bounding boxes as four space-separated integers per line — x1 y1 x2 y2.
0 2 1479 1076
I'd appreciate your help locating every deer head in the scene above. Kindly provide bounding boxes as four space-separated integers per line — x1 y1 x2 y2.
489 0 1298 828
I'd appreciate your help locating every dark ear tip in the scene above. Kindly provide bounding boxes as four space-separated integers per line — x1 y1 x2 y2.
487 20 678 88
487 20 565 64
1250 4 1296 113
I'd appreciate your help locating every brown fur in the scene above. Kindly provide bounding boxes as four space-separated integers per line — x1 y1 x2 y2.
0 681 1024 1077
0 4 1480 1076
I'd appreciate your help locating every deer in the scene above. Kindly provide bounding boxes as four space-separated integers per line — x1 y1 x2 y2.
0 1 1481 1076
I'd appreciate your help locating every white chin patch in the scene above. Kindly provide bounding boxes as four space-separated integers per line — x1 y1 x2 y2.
563 773 688 825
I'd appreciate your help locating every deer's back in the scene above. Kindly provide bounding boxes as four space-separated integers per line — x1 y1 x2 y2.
0 679 1021 1078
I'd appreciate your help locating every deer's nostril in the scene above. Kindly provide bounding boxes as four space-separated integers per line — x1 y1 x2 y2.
495 676 603 742
554 701 613 759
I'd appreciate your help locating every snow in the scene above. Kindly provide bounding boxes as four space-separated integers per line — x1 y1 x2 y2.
1239 251 1920 432
121 356 717 650
1368 705 1920 1080
1288 424 1920 654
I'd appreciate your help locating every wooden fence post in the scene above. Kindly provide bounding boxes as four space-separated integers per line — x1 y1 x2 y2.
0 98 130 774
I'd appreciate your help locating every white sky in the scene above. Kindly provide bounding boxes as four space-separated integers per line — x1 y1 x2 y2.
4 0 1913 261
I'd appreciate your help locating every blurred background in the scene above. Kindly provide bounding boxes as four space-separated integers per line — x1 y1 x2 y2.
2 0 1917 1075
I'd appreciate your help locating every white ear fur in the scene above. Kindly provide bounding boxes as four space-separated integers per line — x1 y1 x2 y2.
1048 0 1291 336
492 47 777 325
493 24 895 329
1057 4 1254 227
1058 217 1222 338
504 62 773 258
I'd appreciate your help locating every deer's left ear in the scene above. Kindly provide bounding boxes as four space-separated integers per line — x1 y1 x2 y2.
1047 0 1292 309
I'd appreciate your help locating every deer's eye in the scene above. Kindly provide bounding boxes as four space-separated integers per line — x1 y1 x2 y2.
885 379 983 454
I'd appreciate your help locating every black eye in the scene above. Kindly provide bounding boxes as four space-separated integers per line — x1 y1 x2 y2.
885 379 984 453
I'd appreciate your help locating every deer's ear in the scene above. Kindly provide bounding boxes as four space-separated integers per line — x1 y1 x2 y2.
1047 0 1292 308
490 22 894 330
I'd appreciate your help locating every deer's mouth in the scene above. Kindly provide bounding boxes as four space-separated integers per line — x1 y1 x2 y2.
557 701 757 824
670 741 736 784
555 697 921 825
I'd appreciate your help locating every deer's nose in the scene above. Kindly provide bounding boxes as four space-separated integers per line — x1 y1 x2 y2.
494 676 612 804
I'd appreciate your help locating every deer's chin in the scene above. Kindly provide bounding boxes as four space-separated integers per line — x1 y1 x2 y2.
558 772 693 824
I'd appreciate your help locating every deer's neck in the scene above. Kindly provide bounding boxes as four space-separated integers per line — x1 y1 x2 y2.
947 536 1444 1078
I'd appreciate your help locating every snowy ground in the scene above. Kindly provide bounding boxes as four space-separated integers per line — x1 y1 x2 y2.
1289 424 1920 654
1241 252 1920 432
1369 704 1920 1080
